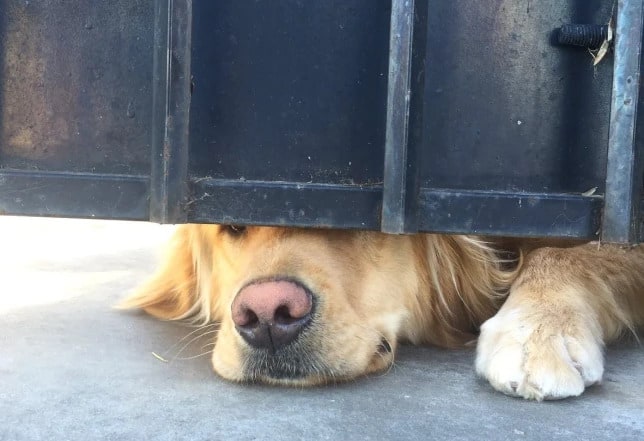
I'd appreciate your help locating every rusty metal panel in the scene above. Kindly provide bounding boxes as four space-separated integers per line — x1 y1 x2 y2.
0 0 154 175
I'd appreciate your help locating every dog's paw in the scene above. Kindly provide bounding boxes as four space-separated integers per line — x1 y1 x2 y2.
475 307 604 400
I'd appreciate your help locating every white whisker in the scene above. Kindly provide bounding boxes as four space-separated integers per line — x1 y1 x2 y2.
159 323 218 357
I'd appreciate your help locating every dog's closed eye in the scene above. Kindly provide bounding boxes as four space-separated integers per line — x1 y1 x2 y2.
223 225 247 237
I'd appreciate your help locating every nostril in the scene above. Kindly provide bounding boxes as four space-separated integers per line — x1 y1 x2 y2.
274 304 301 325
238 307 259 328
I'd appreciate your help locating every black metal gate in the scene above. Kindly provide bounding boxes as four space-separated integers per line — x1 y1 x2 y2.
0 0 642 243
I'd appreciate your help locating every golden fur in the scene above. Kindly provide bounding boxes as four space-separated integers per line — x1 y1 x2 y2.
121 225 644 400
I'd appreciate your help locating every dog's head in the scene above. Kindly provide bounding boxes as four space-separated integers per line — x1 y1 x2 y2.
123 225 512 385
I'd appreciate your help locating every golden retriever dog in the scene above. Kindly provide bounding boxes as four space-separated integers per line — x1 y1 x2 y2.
121 225 644 400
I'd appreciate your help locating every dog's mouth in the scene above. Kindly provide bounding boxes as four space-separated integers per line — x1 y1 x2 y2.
242 338 329 382
240 334 395 385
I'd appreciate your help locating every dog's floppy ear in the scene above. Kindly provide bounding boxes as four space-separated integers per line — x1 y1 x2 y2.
118 226 208 321
421 235 522 347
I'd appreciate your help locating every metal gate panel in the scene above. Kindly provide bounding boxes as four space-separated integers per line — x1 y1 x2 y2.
0 0 641 243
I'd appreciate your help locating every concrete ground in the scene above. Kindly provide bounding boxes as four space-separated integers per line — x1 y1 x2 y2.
0 216 642 441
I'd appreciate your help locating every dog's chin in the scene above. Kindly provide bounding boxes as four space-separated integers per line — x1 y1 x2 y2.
212 341 395 386
245 353 394 386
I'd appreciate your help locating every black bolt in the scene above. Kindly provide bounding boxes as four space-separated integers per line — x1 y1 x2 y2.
553 24 609 50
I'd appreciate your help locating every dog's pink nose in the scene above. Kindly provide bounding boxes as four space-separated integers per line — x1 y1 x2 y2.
231 280 313 352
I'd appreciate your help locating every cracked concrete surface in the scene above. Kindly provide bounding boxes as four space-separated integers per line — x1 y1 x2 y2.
0 217 642 441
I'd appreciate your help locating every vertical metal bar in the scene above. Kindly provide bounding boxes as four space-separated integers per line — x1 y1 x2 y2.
381 0 418 234
602 0 644 243
149 0 192 223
